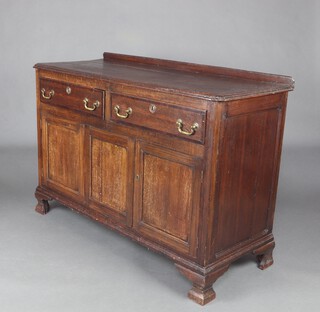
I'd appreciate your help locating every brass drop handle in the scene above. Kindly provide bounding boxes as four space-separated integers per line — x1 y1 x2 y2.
84 98 100 111
41 88 54 100
114 105 132 119
176 119 199 136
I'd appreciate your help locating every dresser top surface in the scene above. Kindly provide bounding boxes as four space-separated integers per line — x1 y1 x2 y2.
35 52 294 101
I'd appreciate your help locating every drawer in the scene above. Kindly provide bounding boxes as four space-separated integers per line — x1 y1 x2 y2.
110 94 206 143
39 79 104 118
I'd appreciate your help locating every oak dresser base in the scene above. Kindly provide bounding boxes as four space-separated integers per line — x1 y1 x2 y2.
34 52 293 305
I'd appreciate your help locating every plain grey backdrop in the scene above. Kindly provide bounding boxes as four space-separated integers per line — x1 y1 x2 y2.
0 1 319 311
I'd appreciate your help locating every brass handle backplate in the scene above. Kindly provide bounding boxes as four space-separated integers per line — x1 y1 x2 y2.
176 119 199 136
83 98 100 111
41 88 54 100
114 105 132 119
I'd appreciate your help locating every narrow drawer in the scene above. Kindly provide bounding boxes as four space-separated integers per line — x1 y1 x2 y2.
39 79 104 118
110 94 206 143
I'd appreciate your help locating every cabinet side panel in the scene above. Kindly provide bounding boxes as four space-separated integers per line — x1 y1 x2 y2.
35 70 43 185
214 95 286 255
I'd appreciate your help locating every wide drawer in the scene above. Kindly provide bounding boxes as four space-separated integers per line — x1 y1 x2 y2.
39 79 104 118
110 94 206 143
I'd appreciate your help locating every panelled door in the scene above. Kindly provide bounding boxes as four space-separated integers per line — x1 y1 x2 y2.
41 114 85 201
87 127 134 225
133 141 202 257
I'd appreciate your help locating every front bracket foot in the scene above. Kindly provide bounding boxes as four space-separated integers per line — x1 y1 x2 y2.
35 187 52 215
175 264 229 305
35 199 50 215
188 284 216 305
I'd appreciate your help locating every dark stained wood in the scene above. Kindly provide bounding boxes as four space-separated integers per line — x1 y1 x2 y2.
40 78 104 118
215 102 282 255
34 52 294 101
227 93 284 117
103 52 294 85
40 114 85 201
35 199 50 215
110 93 206 143
253 240 275 270
34 53 294 305
86 127 134 225
175 263 230 305
133 141 202 257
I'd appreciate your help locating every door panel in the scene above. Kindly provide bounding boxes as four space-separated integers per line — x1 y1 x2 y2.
41 115 84 200
134 142 202 257
142 154 192 241
87 128 134 225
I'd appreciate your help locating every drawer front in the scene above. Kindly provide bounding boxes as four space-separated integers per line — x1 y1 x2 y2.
110 94 206 143
39 79 104 118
